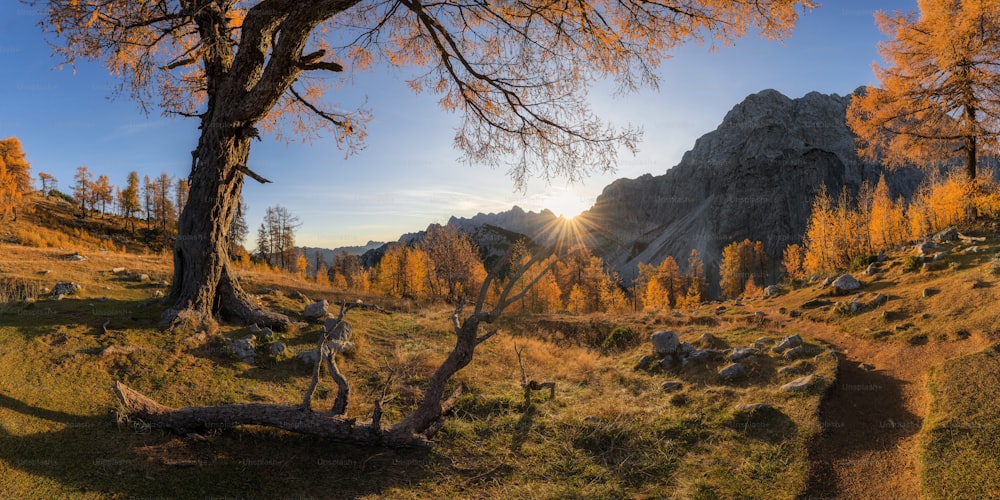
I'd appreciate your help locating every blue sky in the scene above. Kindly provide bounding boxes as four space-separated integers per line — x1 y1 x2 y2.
0 1 913 248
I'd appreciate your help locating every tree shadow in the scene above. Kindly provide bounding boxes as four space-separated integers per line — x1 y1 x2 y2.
510 405 537 453
803 351 921 498
0 391 435 498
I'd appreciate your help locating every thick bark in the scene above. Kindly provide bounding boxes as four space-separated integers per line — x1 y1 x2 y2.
164 123 291 331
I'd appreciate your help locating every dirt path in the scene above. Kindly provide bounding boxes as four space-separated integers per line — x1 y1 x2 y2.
793 319 993 500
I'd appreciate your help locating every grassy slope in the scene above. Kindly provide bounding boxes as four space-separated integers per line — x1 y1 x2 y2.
921 348 1000 498
0 206 838 498
1 200 998 498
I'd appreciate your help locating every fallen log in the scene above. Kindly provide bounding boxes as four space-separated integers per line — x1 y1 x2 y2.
113 381 430 447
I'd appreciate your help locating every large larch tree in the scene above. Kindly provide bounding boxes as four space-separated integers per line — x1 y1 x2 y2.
33 0 812 329
847 0 1000 182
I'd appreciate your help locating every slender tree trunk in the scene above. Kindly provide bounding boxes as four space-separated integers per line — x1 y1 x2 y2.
965 135 977 182
164 122 290 330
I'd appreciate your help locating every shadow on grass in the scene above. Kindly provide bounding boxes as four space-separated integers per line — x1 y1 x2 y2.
0 391 436 498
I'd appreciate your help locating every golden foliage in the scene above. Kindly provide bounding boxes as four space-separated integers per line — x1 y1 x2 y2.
846 0 1000 180
719 239 768 299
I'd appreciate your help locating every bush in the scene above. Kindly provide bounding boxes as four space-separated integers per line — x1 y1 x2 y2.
850 254 877 271
601 326 638 351
903 256 922 272
48 189 75 203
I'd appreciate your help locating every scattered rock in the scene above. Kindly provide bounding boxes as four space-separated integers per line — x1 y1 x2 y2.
678 342 696 355
763 285 783 298
660 356 678 371
52 282 81 297
858 363 875 371
780 375 821 392
772 334 803 353
650 330 680 356
684 349 715 364
789 310 802 318
728 347 758 362
778 362 811 376
821 276 836 287
917 241 940 256
697 332 721 348
303 299 330 322
867 294 888 309
752 337 773 350
922 288 937 298
155 280 169 288
671 311 683 318
865 262 879 276
933 227 958 242
290 291 309 301
719 362 747 381
153 290 164 298
715 305 727 314
67 253 87 261
248 324 263 334
111 267 127 274
661 381 683 393
783 345 810 360
932 251 948 261
634 355 653 371
226 335 257 363
831 274 862 295
329 340 356 354
270 341 287 357
801 298 831 309
876 251 887 262
297 349 320 366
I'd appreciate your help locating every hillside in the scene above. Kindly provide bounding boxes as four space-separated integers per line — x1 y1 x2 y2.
1 202 999 498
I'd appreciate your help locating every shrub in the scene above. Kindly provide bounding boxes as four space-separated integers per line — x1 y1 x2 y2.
48 189 75 203
903 256 922 272
601 326 638 351
850 254 877 271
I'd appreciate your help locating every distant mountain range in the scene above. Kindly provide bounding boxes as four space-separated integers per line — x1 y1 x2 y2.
357 89 928 294
299 241 385 264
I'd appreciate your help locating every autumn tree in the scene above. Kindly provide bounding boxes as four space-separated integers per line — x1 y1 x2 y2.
0 157 20 220
34 0 812 329
847 1 1000 182
256 205 300 270
73 166 93 217
141 175 154 228
176 178 190 217
93 174 114 217
38 171 56 195
229 197 249 259
719 239 768 299
419 224 486 303
119 171 141 233
682 249 706 307
0 138 32 195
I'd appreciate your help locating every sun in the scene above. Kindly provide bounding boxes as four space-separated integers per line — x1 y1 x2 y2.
543 189 592 220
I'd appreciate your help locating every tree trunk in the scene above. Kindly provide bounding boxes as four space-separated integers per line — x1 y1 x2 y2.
164 123 290 330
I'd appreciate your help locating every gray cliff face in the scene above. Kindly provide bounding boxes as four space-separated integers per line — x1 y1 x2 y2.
580 89 923 289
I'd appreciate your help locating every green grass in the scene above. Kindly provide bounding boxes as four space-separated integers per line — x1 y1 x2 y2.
919 347 1000 499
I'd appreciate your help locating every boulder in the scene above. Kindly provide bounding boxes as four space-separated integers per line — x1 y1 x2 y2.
111 267 127 274
650 330 680 356
831 274 862 294
297 349 320 366
736 403 774 413
858 363 875 371
303 299 330 321
865 262 879 276
697 332 720 347
661 381 683 393
801 298 831 309
752 337 773 350
67 253 87 261
52 282 81 297
719 362 747 381
780 375 821 392
933 227 958 242
772 334 803 353
248 324 263 334
917 241 940 256
728 347 757 362
329 340 357 354
763 285 783 298
270 341 287 357
922 288 937 298
678 342 696 355
867 294 888 309
226 334 257 363
783 345 810 360
323 317 352 341
932 251 948 261
634 355 653 371
660 356 678 371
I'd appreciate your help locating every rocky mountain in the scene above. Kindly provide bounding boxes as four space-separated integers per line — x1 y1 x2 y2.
363 89 926 294
300 241 385 265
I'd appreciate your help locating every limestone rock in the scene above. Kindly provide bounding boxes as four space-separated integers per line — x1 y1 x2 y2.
933 227 958 242
661 381 683 393
303 299 330 321
763 285 783 299
917 241 940 256
772 334 803 353
719 363 747 381
269 341 287 357
781 375 821 392
831 274 862 294
226 335 256 363
650 330 680 356
297 349 320 366
728 347 758 362
52 282 81 297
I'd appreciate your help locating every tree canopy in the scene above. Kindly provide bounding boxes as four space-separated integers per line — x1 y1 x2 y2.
35 0 812 186
847 0 1000 181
